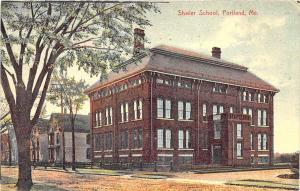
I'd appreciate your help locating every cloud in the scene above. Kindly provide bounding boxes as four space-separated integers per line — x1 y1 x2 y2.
200 16 286 49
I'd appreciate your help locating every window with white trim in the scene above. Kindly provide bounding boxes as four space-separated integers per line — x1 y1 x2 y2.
242 107 254 124
105 107 113 125
95 111 102 127
134 99 143 120
157 99 164 118
157 98 172 119
157 129 172 149
178 130 184 149
166 129 172 148
178 101 192 120
165 100 171 118
178 101 184 120
230 106 234 113
186 130 190 148
203 103 207 121
258 109 267 126
237 124 242 139
157 129 163 148
263 134 267 150
213 84 227 93
258 133 268 150
213 104 224 115
178 130 191 149
237 143 242 157
258 134 261 150
120 102 129 122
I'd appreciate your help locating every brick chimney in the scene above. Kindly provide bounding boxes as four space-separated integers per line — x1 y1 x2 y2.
133 28 145 55
211 47 221 59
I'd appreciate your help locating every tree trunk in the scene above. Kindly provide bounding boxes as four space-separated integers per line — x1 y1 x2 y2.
15 128 33 191
71 119 76 171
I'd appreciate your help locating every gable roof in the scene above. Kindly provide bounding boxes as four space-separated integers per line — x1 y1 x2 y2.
49 113 90 133
86 45 279 93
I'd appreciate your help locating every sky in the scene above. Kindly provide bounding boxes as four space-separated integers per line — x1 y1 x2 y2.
2 1 299 153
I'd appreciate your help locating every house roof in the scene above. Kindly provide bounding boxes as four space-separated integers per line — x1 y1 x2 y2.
86 45 279 94
35 118 49 133
49 113 90 133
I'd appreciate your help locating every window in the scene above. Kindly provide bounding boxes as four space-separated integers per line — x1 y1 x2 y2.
230 106 234 113
105 132 113 150
242 107 254 124
214 121 221 139
157 129 163 148
131 78 142 86
165 100 171 118
219 106 224 114
157 98 172 119
250 133 253 150
156 78 164 84
157 78 172 86
258 134 264 150
201 131 208 149
178 101 184 120
166 129 172 148
186 130 190 148
243 91 254 101
237 143 242 157
237 124 242 139
157 129 172 149
119 131 128 149
134 99 143 120
157 98 164 118
213 104 223 115
178 80 192 88
243 91 247 101
178 130 191 149
203 104 207 121
120 102 129 122
96 112 102 127
94 134 100 150
178 101 192 120
119 83 128 91
213 84 227 93
178 130 184 149
258 156 269 163
263 134 267 150
258 109 267 126
133 128 143 149
105 107 113 125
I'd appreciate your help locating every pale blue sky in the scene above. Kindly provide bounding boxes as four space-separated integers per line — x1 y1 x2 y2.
48 1 300 153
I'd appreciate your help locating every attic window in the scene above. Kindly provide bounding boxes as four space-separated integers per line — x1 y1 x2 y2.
178 80 191 89
213 84 227 93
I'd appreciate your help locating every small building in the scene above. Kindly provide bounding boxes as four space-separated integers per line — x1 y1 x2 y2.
85 29 278 167
48 113 91 164
31 118 49 163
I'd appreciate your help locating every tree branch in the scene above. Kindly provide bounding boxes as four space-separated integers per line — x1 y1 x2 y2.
31 68 53 126
1 19 19 74
0 64 16 115
2 65 16 85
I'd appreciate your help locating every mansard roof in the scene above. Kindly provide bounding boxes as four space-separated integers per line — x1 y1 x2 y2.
86 45 278 94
